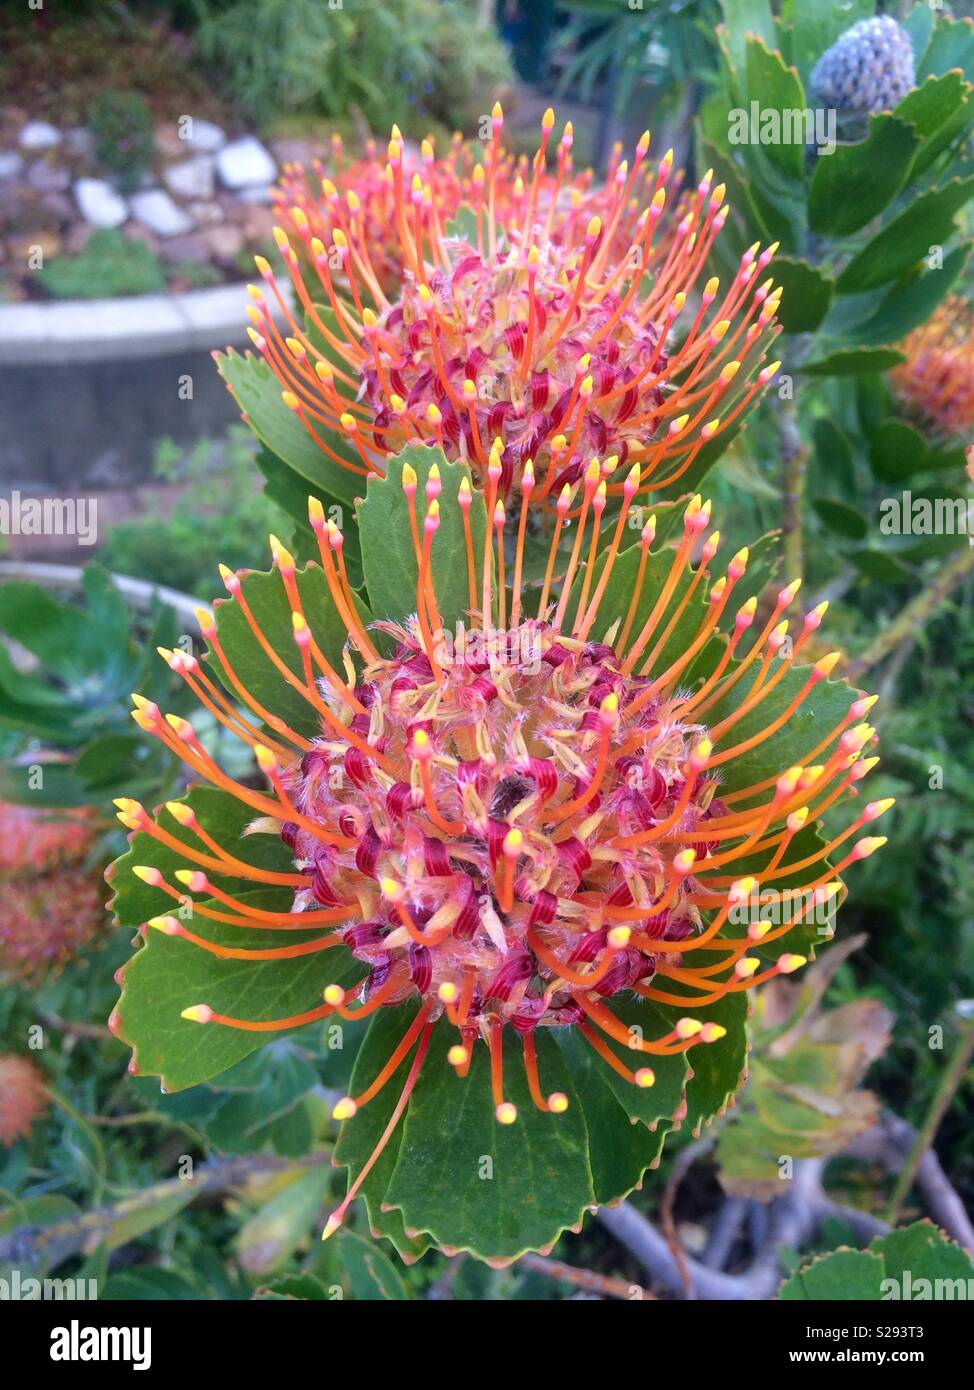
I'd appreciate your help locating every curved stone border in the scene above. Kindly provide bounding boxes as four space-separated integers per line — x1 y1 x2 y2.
0 282 290 365
0 560 208 634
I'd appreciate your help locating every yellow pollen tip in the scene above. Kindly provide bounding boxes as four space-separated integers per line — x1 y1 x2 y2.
332 1097 357 1121
502 827 524 856
438 982 459 1004
635 1068 655 1088
321 1213 343 1242
778 955 807 975
675 1018 703 1040
548 1092 569 1113
254 745 278 774
495 1102 518 1125
447 1044 467 1067
586 216 602 239
815 651 842 678
323 984 346 1006
607 926 631 949
735 958 760 979
281 390 300 411
181 1005 212 1024
542 107 555 130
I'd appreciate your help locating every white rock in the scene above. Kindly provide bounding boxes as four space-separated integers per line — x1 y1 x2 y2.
236 184 275 204
216 136 276 190
184 118 226 153
163 155 215 201
74 177 128 229
19 120 61 150
0 151 24 180
64 127 95 158
129 188 195 237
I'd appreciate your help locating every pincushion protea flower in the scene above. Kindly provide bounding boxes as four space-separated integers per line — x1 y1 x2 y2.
226 105 781 500
0 803 104 984
109 446 887 1262
0 1054 48 1146
892 297 974 440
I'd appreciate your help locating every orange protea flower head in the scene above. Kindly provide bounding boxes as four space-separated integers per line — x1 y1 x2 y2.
893 296 974 439
0 803 104 983
0 1054 48 1146
233 105 781 498
115 455 886 1248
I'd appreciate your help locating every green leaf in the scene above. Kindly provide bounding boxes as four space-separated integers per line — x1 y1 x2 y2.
216 348 362 508
812 498 869 541
356 443 487 635
209 562 369 742
779 1220 974 1299
719 0 775 78
918 14 974 85
380 1020 594 1263
779 1247 886 1299
237 1165 332 1275
807 115 919 236
849 549 911 585
110 787 362 1091
846 244 970 346
868 418 929 483
770 257 834 333
332 1001 431 1263
835 175 974 293
334 1228 411 1299
812 417 856 494
744 36 806 180
803 346 905 376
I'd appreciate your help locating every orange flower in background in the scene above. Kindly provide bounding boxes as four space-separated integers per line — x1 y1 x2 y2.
0 803 105 983
893 297 974 440
232 105 781 500
0 1054 48 1147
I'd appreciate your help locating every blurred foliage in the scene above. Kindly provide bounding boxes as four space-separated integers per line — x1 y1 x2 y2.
41 230 167 300
99 427 284 599
557 0 720 117
0 566 187 813
88 89 155 192
191 0 512 134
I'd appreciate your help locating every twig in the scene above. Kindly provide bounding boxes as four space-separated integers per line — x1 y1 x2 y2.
659 1136 713 1297
37 1011 113 1043
520 1252 654 1300
847 1112 974 1255
0 1152 323 1270
700 1196 746 1269
886 1012 974 1229
846 545 974 680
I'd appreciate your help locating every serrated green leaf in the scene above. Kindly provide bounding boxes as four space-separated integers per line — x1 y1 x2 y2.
744 36 806 180
835 176 974 293
380 1021 594 1262
216 349 362 507
356 443 487 635
808 115 919 236
770 257 834 333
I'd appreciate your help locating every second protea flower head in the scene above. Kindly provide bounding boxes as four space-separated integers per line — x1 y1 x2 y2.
0 803 104 984
228 105 781 499
893 296 974 441
113 446 887 1256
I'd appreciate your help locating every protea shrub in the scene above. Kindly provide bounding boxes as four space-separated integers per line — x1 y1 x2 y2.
109 443 886 1262
220 106 782 502
0 803 104 984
